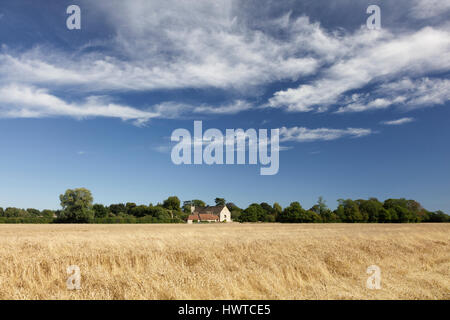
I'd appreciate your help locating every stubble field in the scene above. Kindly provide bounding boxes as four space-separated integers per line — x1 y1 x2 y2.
0 223 448 300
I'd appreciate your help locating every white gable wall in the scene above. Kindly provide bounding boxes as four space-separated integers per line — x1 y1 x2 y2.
219 206 232 222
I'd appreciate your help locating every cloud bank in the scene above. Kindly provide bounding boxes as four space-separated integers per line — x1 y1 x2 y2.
0 0 448 126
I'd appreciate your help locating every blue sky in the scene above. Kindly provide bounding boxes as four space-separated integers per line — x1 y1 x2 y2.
0 0 449 212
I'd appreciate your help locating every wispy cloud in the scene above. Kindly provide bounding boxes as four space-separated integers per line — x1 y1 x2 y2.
0 84 255 125
193 100 252 115
0 84 160 124
336 97 398 113
335 77 450 113
0 0 448 125
381 117 415 126
268 27 450 113
0 2 319 93
280 127 373 143
153 145 171 154
410 0 450 19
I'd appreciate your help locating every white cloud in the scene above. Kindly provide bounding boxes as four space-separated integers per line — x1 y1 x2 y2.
193 100 252 115
337 77 450 113
1 0 449 124
380 78 450 110
336 97 396 113
154 146 171 154
0 84 159 124
280 127 372 143
269 27 450 113
0 1 320 93
381 117 415 126
0 84 253 124
410 0 450 19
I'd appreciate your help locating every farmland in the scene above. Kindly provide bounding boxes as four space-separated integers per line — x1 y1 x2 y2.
0 223 448 299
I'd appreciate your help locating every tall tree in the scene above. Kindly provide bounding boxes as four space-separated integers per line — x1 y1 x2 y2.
163 196 181 211
239 204 263 222
273 202 282 215
192 200 206 207
358 198 383 223
93 204 109 218
41 209 55 218
26 208 41 217
215 198 226 206
311 196 336 222
109 203 126 215
338 199 363 223
126 202 137 215
278 202 305 223
58 188 94 223
5 207 27 217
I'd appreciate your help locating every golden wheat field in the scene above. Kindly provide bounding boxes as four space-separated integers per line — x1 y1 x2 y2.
0 223 448 300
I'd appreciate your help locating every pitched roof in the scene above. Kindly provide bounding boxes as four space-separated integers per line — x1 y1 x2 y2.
187 213 220 221
192 205 225 215
198 214 219 221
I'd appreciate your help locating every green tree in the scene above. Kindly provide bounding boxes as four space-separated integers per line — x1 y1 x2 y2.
150 206 172 221
378 207 391 223
358 198 383 223
230 209 242 221
192 200 206 207
426 210 450 222
93 204 109 218
226 203 242 221
396 206 413 223
388 208 399 222
58 188 94 223
305 210 322 223
226 202 240 211
311 197 336 222
163 196 181 211
260 202 273 214
278 202 305 223
109 203 126 216
41 209 55 218
182 204 191 214
26 208 41 217
131 205 152 217
273 202 282 215
126 202 137 215
183 200 206 213
337 199 363 223
5 207 28 217
215 198 226 206
260 202 276 221
239 204 263 222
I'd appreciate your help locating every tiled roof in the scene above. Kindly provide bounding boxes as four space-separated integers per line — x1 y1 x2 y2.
187 213 220 221
192 205 225 215
198 214 219 221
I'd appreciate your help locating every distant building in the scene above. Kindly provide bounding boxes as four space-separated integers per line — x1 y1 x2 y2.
187 205 232 223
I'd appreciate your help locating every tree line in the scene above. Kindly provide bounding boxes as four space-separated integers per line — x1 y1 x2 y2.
235 197 449 223
0 189 448 223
